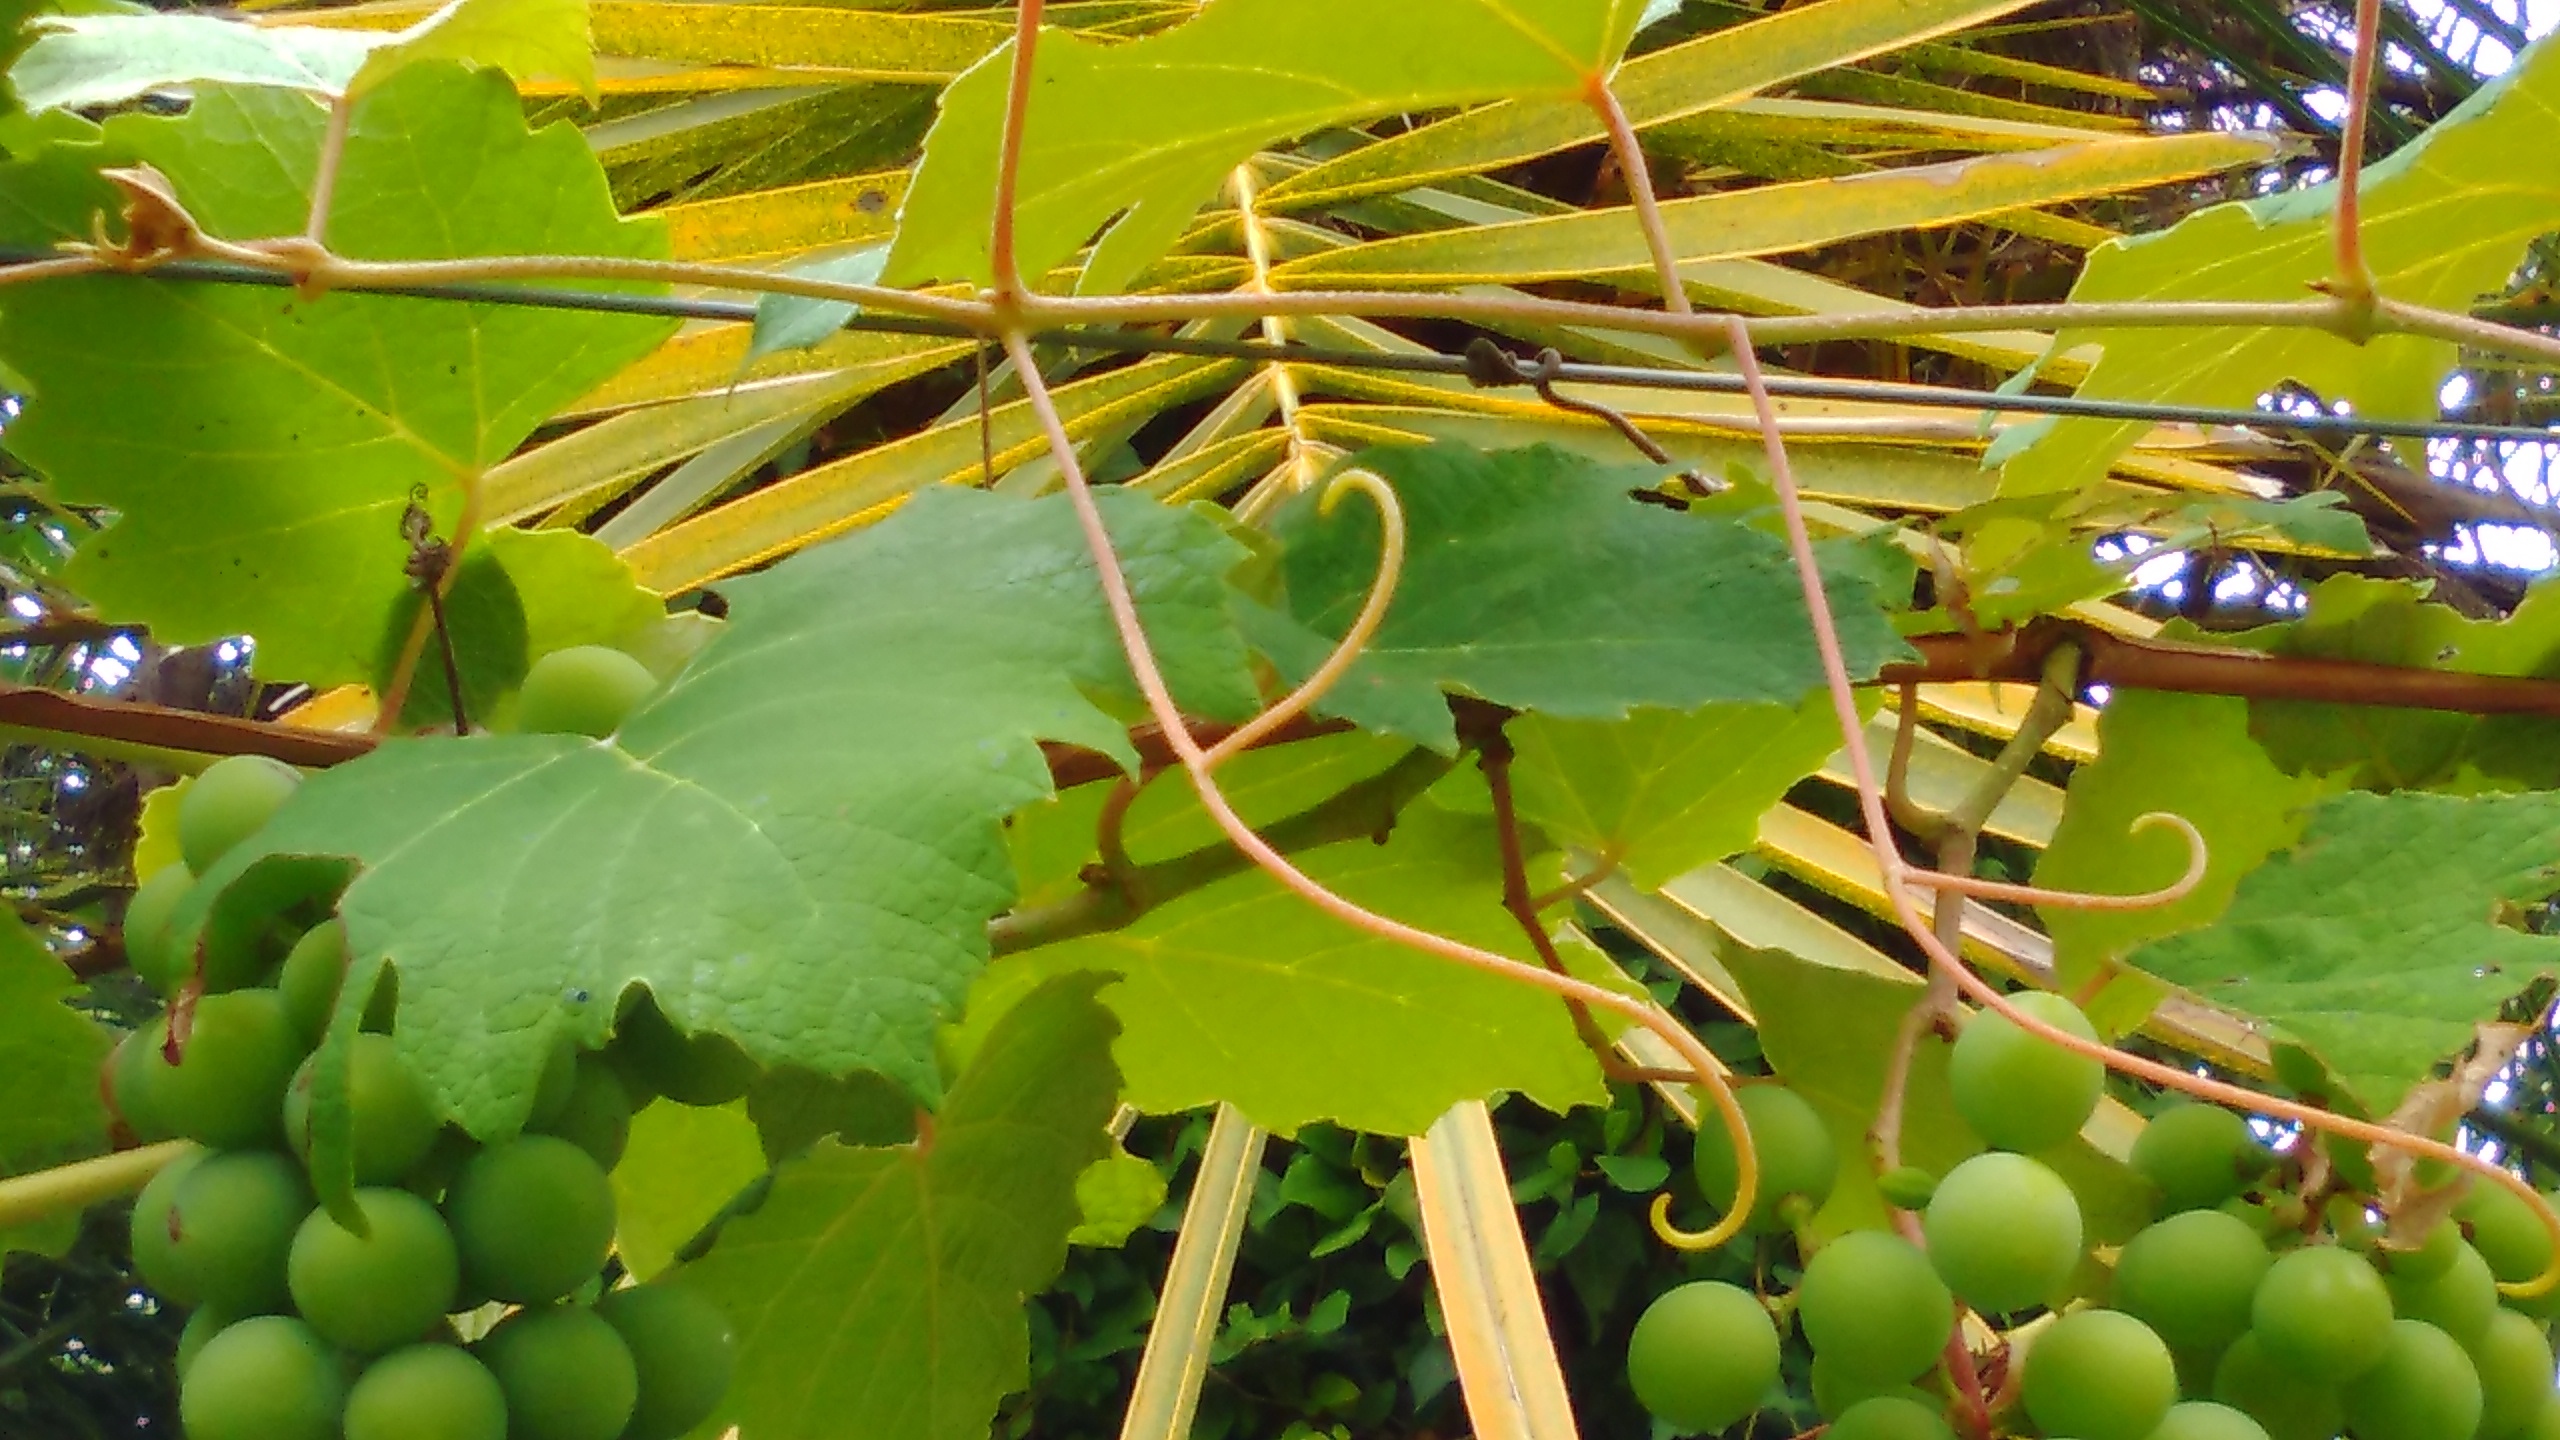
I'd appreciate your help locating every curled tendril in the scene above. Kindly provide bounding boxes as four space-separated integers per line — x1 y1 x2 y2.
1003 327 1763 1257
1902 811 2209 912
1716 313 2560 1302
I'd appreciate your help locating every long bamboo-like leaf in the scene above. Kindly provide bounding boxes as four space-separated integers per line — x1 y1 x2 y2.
1410 1101 1582 1440
1116 1104 1267 1440
657 170 907 262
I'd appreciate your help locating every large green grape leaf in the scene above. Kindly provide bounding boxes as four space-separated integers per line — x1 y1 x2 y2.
0 66 671 685
2128 791 2560 1111
674 973 1118 1440
611 1100 767 1281
1508 694 1854 890
175 488 1259 1136
1239 443 1909 752
1998 33 2560 497
0 913 109 1258
11 0 594 113
1720 945 2148 1249
884 0 1648 293
976 807 1610 1137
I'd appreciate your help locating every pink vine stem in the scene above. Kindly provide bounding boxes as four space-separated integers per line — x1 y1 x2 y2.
1718 313 2560 1296
2334 0 2384 299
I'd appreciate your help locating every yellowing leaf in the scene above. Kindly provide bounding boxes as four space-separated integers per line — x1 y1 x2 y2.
886 0 1652 293
348 0 595 102
1999 34 2560 497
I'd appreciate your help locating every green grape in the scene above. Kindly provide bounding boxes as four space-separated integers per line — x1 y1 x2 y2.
1946 991 2103 1153
516 645 659 739
282 1033 444 1185
595 1284 736 1440
2376 1220 2463 1285
275 919 347 1045
2459 1184 2555 1290
2132 1104 2270 1214
2145 1401 2272 1440
1624 1281 1780 1434
157 989 301 1149
178 755 302 874
167 1149 311 1315
2468 1308 2554 1440
610 998 758 1107
529 1039 579 1127
1922 1150 2083 1314
1877 1166 1939 1212
287 1188 460 1353
1798 1230 1955 1383
344 1344 508 1440
2388 1240 2499 1347
2113 1208 2274 1355
176 1303 240 1379
478 1305 640 1440
2021 1309 2178 1440
2529 1394 2560 1440
536 1055 633 1171
1693 1084 1837 1233
2340 1320 2482 1440
1828 1395 1954 1440
2253 1244 2395 1381
130 1146 208 1303
123 863 194 993
111 1025 178 1143
179 1314 345 1440
1810 1354 1938 1421
2214 1332 2347 1440
445 1135 616 1304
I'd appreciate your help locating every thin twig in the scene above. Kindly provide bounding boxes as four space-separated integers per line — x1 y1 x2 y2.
2333 0 2384 304
305 95 354 247
988 0 1048 297
1588 77 1692 317
1477 719 1622 1066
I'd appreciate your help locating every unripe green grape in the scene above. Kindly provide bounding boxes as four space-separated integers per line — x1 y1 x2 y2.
1810 1354 1938 1421
1828 1395 1953 1440
179 1314 345 1440
178 755 301 874
176 1303 239 1379
2388 1240 2499 1347
1922 1150 2083 1314
157 989 300 1149
130 1146 208 1303
536 1055 633 1171
2467 1308 2554 1440
2145 1400 2272 1440
1947 991 2103 1153
282 1034 444 1186
595 1284 736 1440
111 1026 178 1143
2132 1104 2269 1215
2021 1309 2178 1440
2114 1208 2274 1355
1693 1084 1837 1233
1798 1229 1955 1383
516 645 658 739
478 1305 640 1440
1877 1166 1938 1211
444 1135 615 1304
123 863 194 993
2341 1320 2482 1440
2376 1220 2463 1285
529 1039 579 1127
2253 1244 2395 1381
1624 1281 1780 1433
287 1188 459 1353
2214 1333 2348 1440
167 1149 311 1315
275 919 347 1046
610 999 757 1107
2459 1184 2556 1290
2528 1394 2560 1440
344 1344 508 1440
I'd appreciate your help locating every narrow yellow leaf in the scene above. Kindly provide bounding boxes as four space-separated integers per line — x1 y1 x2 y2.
657 170 906 262
1411 1102 1582 1440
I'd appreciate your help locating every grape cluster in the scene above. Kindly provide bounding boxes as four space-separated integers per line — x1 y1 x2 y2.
1627 993 2560 1440
112 674 742 1440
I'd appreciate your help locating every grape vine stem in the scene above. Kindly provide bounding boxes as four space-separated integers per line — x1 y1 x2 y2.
0 1140 195 1231
1724 312 2560 1299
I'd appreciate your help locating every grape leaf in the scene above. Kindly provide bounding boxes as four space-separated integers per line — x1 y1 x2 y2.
0 66 671 685
0 912 108 1258
1239 443 1909 751
10 0 594 114
613 1101 768 1281
884 0 1648 293
175 487 1258 1137
674 973 1118 1440
1069 1148 1167 1247
976 807 1610 1138
2032 688 2344 1001
2127 791 2560 1111
1998 33 2560 497
1508 694 1852 890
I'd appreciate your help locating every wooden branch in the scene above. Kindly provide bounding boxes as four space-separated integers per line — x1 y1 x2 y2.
0 682 372 766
